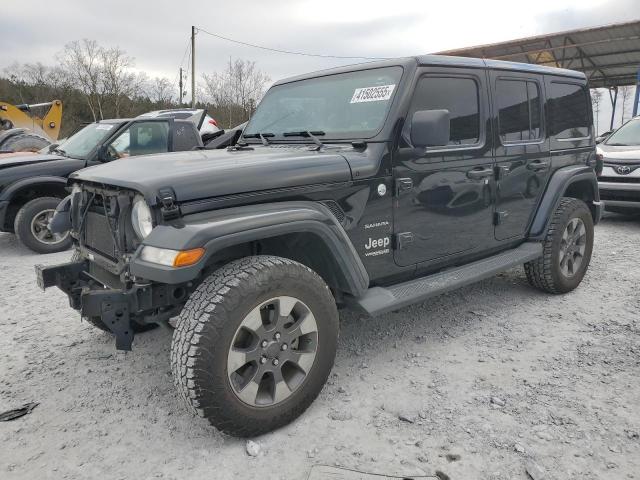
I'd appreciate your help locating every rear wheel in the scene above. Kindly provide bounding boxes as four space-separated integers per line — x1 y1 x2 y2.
14 197 72 254
171 255 339 437
525 197 594 293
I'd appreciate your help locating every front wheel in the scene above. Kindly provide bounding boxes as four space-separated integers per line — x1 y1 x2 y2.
525 197 594 293
14 197 72 254
171 256 339 437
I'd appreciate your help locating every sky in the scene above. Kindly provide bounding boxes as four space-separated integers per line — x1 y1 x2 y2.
2 0 639 131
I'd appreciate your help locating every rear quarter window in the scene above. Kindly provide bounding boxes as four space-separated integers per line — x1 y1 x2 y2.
548 82 590 140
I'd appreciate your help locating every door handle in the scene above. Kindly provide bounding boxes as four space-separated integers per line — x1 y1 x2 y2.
527 160 550 171
466 167 494 180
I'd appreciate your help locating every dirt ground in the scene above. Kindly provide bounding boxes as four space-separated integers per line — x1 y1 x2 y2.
1 214 639 480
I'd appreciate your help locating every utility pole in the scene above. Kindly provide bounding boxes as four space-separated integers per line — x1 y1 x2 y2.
179 67 183 106
191 26 196 108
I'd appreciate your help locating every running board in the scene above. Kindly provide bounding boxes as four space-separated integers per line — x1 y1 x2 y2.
354 242 542 316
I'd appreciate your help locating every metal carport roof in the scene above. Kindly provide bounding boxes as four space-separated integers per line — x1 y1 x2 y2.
436 20 640 88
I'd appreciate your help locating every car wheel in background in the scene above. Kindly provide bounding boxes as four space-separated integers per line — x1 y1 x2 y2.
14 197 72 254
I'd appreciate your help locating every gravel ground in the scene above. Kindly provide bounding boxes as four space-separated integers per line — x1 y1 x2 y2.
1 214 639 480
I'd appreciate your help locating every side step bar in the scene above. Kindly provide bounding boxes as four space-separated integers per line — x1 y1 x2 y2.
354 242 542 316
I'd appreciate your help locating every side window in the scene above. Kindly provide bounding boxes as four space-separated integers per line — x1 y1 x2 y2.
408 76 481 147
105 121 169 160
548 82 590 139
496 79 542 143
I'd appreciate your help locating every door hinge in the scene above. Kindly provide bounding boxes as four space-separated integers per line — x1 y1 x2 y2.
394 232 414 250
157 187 181 221
395 178 413 195
494 211 509 225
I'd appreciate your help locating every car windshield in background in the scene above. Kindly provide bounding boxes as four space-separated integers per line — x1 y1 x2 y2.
605 119 640 146
244 66 403 141
55 122 118 159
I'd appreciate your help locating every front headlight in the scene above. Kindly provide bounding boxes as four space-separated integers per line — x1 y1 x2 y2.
131 195 153 239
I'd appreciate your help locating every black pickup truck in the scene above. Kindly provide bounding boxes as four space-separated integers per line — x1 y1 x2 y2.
0 115 222 253
38 55 601 437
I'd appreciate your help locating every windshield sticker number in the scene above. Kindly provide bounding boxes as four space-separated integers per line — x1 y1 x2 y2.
96 124 114 130
350 84 395 104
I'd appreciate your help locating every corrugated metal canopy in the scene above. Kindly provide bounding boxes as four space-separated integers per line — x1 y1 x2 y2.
436 20 640 88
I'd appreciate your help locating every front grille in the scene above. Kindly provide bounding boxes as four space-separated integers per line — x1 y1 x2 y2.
599 190 640 202
599 176 640 183
84 211 117 260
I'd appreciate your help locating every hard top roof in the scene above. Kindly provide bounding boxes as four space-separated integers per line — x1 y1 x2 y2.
272 54 584 87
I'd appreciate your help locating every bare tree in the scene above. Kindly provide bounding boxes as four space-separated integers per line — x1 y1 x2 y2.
591 89 602 133
201 59 270 127
619 86 634 124
101 46 140 117
150 77 174 106
58 39 106 121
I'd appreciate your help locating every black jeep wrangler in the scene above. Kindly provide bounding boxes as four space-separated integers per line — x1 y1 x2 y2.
37 55 601 437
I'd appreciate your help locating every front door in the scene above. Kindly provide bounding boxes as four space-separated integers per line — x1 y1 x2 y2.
490 72 551 240
393 68 495 267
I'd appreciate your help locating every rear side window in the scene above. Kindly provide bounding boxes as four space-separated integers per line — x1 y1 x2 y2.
408 76 480 146
496 79 542 143
548 82 590 139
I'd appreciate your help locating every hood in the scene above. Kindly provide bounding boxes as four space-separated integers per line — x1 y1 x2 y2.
0 152 66 170
597 144 640 163
71 146 352 204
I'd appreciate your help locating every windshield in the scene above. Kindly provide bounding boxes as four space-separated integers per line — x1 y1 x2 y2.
244 66 403 141
55 123 119 159
605 119 640 146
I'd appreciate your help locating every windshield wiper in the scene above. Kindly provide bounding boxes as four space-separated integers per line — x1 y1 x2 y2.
243 132 274 146
606 143 631 146
283 130 325 150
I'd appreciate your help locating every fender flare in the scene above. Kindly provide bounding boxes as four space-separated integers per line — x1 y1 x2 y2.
529 165 600 240
130 201 370 295
0 176 68 203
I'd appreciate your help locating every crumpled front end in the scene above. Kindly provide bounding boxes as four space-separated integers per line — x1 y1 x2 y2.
35 183 190 350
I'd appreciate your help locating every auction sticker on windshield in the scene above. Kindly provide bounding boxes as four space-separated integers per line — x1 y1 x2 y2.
350 84 395 103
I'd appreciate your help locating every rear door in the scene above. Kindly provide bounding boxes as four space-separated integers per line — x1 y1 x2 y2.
393 67 495 267
490 72 551 240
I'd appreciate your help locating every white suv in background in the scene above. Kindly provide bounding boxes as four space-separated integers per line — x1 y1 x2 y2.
597 116 640 216
138 109 221 136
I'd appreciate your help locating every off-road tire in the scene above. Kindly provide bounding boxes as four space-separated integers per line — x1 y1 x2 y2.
2 132 50 152
604 205 640 216
171 255 339 437
69 250 158 334
14 197 72 254
525 197 594 294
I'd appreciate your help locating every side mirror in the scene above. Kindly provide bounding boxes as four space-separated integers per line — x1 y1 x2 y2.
47 143 59 152
97 144 110 162
411 109 450 148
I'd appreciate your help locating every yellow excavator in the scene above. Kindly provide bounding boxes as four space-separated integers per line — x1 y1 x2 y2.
0 100 62 153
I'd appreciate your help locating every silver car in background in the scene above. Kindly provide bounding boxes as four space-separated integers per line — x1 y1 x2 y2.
597 116 640 215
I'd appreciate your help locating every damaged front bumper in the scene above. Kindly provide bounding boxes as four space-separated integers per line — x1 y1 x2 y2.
35 260 183 350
